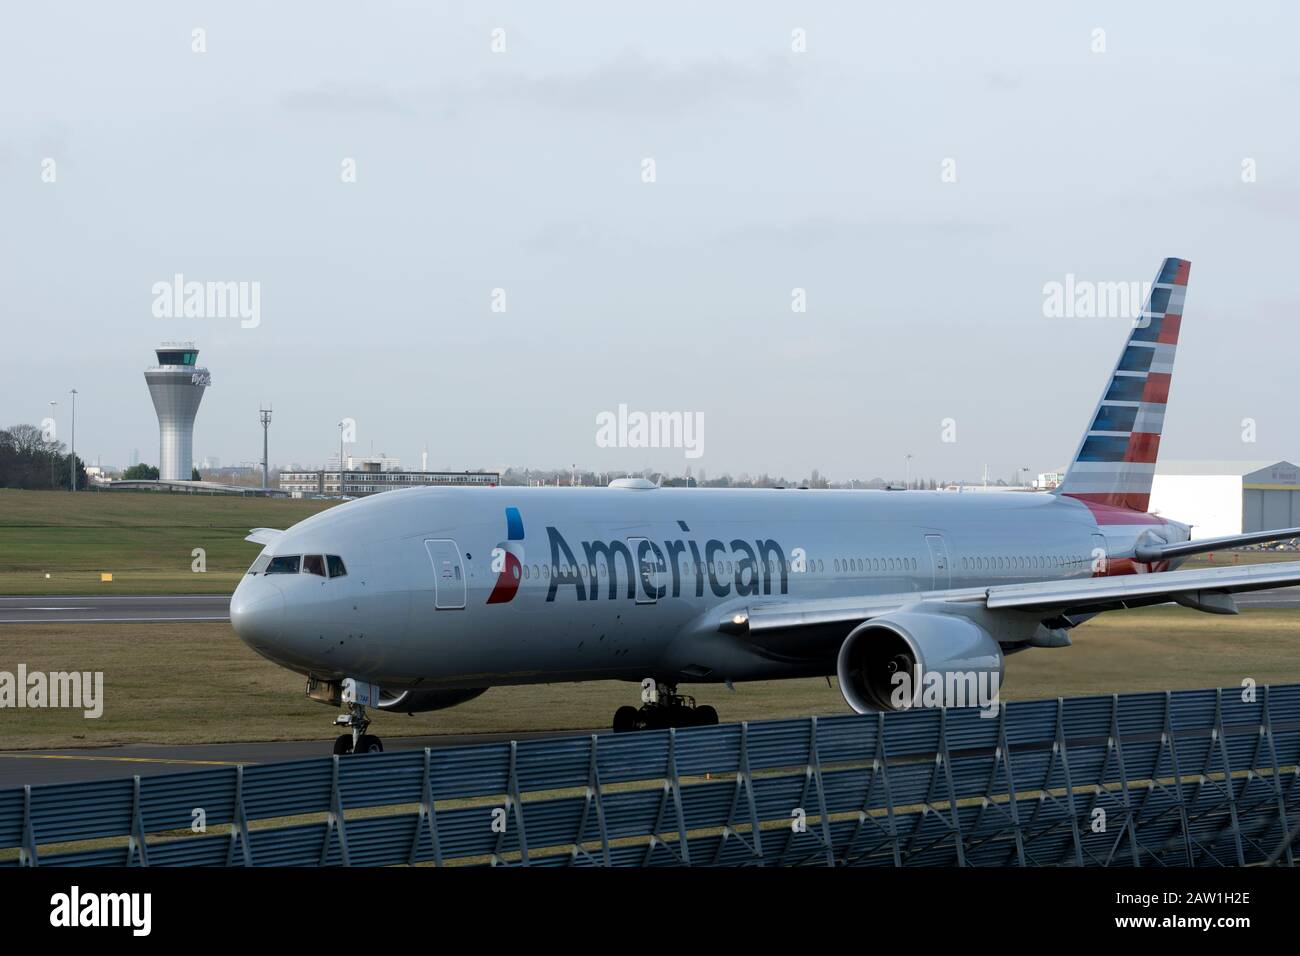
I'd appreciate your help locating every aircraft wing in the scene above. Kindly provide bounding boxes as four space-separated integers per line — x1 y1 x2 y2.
244 528 284 546
738 559 1300 637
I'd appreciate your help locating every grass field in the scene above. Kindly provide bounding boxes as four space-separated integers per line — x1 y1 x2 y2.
0 489 338 594
2 606 1298 750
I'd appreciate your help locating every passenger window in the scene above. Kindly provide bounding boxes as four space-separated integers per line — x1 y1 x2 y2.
265 555 300 574
303 554 327 577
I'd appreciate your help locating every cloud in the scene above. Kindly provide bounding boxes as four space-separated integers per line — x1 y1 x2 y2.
495 51 802 116
280 52 803 120
279 85 414 117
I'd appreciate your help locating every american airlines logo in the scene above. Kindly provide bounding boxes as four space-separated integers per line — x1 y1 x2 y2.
486 508 796 604
544 524 791 602
487 506 525 604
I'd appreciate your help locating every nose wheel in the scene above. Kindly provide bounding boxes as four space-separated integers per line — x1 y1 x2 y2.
613 684 719 732
332 702 383 755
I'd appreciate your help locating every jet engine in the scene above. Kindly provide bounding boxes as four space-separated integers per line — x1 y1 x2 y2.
377 687 488 713
835 611 1003 714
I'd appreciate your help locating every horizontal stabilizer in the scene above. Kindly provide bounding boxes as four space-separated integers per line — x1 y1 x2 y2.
1134 527 1300 563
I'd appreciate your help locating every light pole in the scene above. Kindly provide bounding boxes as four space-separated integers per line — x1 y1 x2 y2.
259 405 273 489
48 401 57 487
68 389 77 491
904 453 913 490
337 421 346 495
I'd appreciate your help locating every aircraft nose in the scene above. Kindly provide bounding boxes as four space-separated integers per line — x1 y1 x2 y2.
230 578 285 654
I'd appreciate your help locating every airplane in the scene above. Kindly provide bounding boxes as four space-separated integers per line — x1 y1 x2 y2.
231 257 1300 754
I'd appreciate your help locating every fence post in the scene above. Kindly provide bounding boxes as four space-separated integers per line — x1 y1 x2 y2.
1260 685 1295 866
493 740 529 866
571 734 611 866
19 785 38 867
226 765 253 867
809 717 835 866
409 748 443 867
1105 694 1140 867
668 729 691 866
127 775 150 867
713 721 764 865
1160 691 1195 866
1211 688 1246 866
1054 699 1084 866
320 755 350 866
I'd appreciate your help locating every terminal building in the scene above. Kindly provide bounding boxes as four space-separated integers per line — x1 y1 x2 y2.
280 462 499 497
1149 460 1300 540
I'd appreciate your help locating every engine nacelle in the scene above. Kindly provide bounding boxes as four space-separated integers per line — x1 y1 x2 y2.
835 611 1004 714
377 687 488 713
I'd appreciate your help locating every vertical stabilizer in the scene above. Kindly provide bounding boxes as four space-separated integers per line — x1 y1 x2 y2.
1055 258 1190 512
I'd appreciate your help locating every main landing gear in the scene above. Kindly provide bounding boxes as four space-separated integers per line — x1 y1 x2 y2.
333 701 384 755
612 683 719 732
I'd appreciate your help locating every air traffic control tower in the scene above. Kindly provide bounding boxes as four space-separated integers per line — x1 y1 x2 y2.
145 343 210 480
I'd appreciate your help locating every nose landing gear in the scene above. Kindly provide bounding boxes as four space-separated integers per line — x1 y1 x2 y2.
613 682 719 732
333 701 384 755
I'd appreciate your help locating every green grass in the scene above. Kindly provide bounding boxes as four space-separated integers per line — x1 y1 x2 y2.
2 606 1297 750
0 489 338 594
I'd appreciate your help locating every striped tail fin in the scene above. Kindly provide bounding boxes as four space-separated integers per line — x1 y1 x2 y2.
1055 257 1191 513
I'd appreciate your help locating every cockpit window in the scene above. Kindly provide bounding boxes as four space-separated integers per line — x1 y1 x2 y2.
303 554 327 577
327 555 347 578
247 553 272 575
265 555 301 575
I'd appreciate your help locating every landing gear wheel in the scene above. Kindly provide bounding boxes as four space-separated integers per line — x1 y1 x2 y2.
614 682 719 732
694 705 719 726
613 705 639 733
332 698 374 754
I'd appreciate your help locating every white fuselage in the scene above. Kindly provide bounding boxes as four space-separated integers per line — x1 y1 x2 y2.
229 484 1185 691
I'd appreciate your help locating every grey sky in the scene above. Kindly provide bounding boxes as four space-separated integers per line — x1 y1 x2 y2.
2 1 1297 481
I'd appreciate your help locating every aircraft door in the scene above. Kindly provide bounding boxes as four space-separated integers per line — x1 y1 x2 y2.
1091 533 1109 576
628 537 664 604
424 539 467 609
924 534 951 589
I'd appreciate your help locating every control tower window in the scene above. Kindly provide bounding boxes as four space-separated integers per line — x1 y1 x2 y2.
155 350 198 366
303 554 327 577
327 555 347 578
265 555 301 574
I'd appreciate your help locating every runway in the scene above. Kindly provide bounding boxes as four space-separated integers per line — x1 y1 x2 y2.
0 594 230 624
0 728 599 788
1230 587 1300 608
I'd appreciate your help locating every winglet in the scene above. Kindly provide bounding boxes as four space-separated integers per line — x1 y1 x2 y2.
245 528 284 545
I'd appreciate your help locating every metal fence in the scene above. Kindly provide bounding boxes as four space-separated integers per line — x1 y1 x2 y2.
3 684 1297 867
